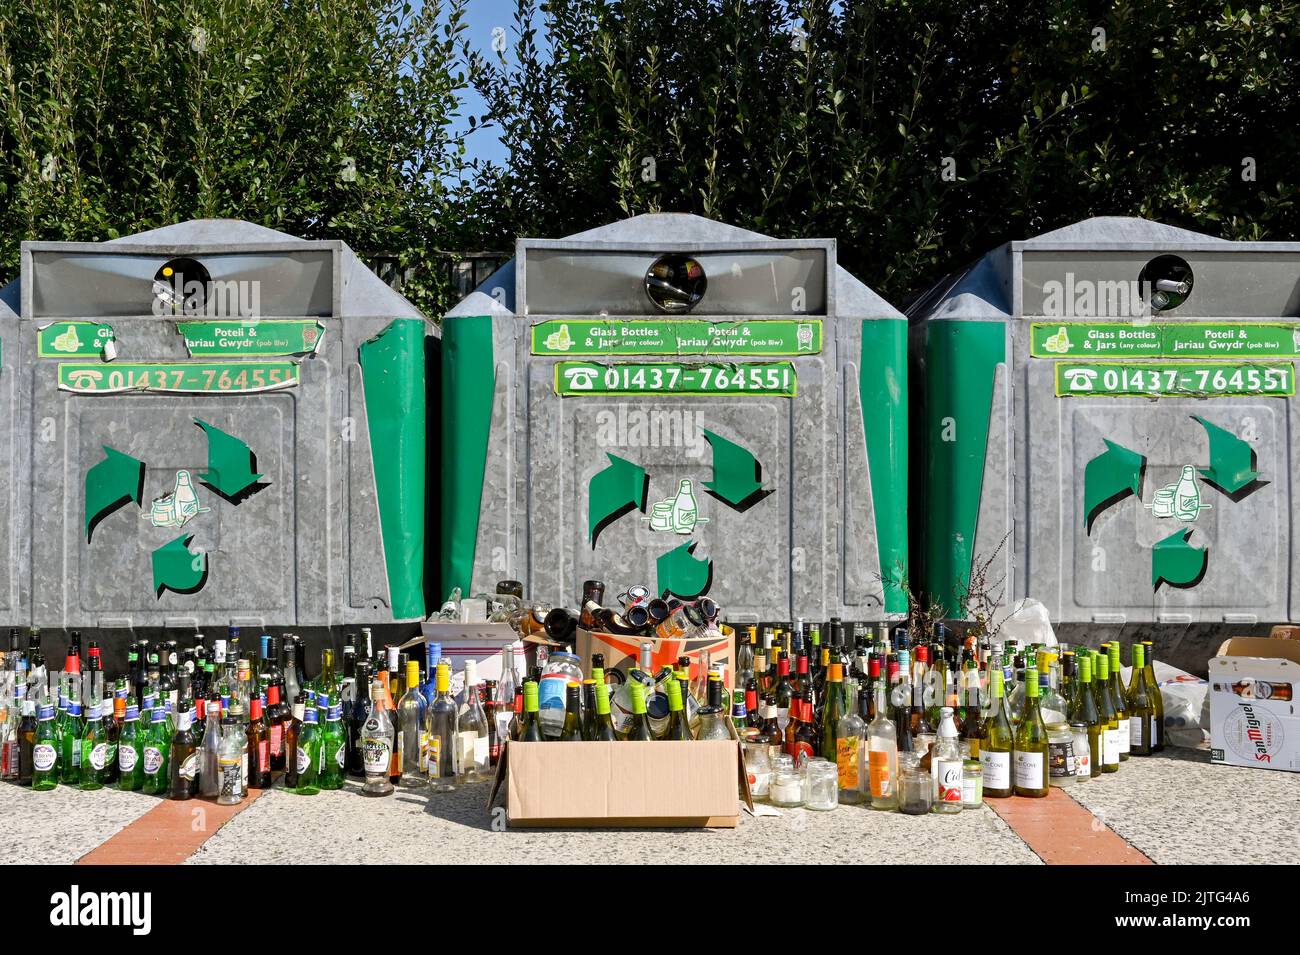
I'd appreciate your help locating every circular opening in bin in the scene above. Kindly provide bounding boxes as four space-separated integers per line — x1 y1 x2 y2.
152 257 212 315
1138 254 1193 312
645 255 707 312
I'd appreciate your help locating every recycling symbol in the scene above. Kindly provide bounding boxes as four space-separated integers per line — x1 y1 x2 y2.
83 419 267 598
586 429 773 599
1083 414 1262 589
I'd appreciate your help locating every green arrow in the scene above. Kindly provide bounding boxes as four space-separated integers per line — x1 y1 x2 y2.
1192 415 1260 495
195 418 264 502
1083 439 1145 534
656 540 713 600
152 534 209 598
1152 528 1208 590
588 452 648 548
702 429 771 510
85 446 145 542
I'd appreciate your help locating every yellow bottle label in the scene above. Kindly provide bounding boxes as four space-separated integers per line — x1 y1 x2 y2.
836 737 860 789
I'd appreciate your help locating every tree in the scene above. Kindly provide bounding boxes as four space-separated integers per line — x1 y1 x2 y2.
0 0 475 314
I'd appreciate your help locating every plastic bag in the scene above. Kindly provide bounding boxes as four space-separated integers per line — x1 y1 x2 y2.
993 598 1058 648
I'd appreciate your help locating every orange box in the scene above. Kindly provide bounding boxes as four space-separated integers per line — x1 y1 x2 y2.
574 625 736 692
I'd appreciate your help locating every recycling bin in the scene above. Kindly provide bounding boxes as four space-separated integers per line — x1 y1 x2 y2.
10 219 434 635
910 216 1299 669
439 212 908 623
0 281 21 626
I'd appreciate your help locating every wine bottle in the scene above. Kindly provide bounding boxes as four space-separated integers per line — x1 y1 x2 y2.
1012 667 1049 797
981 669 1014 798
1126 643 1155 757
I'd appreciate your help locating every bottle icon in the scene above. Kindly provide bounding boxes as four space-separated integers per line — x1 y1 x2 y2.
671 479 697 534
1173 465 1200 521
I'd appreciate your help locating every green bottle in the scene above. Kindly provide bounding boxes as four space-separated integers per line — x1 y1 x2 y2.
1013 666 1049 797
590 682 617 741
1126 644 1155 757
319 700 346 790
1107 643 1130 761
117 705 144 790
1142 641 1165 751
623 682 654 741
79 700 108 790
1093 652 1119 773
1070 655 1102 778
141 706 171 795
519 681 545 741
819 663 847 760
290 705 322 795
59 695 84 785
559 682 585 741
661 679 691 741
32 702 60 791
981 669 1014 798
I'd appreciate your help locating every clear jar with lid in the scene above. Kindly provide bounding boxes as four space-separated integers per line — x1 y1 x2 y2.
960 740 982 808
769 754 804 808
898 752 932 815
741 729 772 800
803 758 839 811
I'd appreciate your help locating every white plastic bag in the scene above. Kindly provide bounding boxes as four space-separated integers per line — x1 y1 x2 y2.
993 598 1058 648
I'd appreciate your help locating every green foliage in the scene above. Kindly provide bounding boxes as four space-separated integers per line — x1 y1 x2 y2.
470 0 1300 302
0 0 473 313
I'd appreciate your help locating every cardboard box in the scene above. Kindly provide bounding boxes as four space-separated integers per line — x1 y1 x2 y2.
1209 637 1300 772
575 626 736 693
489 740 750 828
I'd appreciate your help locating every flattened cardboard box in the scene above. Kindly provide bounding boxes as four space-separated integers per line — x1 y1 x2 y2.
490 740 751 828
1210 637 1300 773
576 626 736 693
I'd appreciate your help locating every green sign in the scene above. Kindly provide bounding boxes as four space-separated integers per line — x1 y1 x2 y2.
178 320 324 357
1055 361 1294 398
1032 322 1300 358
58 361 300 395
532 319 822 356
38 322 115 358
555 361 797 397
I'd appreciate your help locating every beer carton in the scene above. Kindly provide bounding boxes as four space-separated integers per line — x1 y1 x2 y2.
1209 637 1300 772
574 625 736 693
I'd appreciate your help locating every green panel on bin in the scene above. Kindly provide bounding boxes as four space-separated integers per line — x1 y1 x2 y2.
923 320 1004 615
359 319 428 620
859 319 909 614
439 315 495 601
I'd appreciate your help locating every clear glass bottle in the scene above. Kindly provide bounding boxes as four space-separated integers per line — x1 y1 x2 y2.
426 662 459 792
868 680 899 810
359 676 394 796
397 660 426 784
216 709 245 806
930 706 963 813
457 660 490 779
835 687 867 804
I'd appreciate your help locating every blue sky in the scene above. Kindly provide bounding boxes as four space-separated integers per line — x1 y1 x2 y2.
456 0 531 168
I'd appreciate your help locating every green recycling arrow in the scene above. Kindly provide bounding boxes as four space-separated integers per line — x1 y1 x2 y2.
702 429 772 511
152 534 209 597
1084 439 1145 534
588 453 648 548
85 446 146 542
656 540 713 599
1152 528 1208 590
195 418 264 502
1192 415 1260 495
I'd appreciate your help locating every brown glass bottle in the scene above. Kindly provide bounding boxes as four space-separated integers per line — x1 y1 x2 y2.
247 697 271 789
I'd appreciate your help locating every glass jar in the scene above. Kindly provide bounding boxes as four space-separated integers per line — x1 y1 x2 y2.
898 752 932 815
742 731 772 800
769 754 804 808
1070 721 1092 782
1047 722 1078 787
803 758 839 811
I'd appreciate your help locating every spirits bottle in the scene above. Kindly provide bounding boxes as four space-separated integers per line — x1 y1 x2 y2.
835 687 867 804
426 662 458 792
868 680 899 810
360 677 394 796
398 660 426 783
216 710 246 806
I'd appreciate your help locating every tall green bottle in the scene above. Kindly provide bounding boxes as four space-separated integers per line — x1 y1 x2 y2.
1069 655 1102 778
59 695 84 785
1093 652 1119 774
1126 643 1155 757
1013 668 1049 797
32 702 60 792
981 669 1014 798
290 705 322 795
141 706 171 795
117 705 144 790
319 700 346 790
819 664 847 760
79 700 108 790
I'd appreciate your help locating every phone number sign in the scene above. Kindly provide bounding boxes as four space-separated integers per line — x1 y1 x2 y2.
1055 361 1295 398
58 361 300 394
554 361 797 397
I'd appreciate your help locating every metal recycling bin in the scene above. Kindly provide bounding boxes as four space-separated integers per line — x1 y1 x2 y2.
0 280 21 627
910 216 1300 670
5 219 433 638
440 213 908 623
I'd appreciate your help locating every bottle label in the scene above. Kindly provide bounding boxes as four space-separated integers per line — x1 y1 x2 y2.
1013 751 1044 789
427 736 442 776
474 735 489 766
1048 739 1075 779
179 752 199 780
746 769 770 797
361 738 390 774
936 759 963 802
335 743 346 769
33 743 57 772
835 737 860 789
256 740 269 772
219 756 243 797
1129 716 1145 748
143 747 163 775
1102 728 1119 765
1117 721 1131 755
269 725 283 756
981 750 1010 789
296 746 311 774
961 768 981 806
418 730 431 773
868 748 893 798
119 746 138 773
89 742 109 771
1150 714 1161 746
